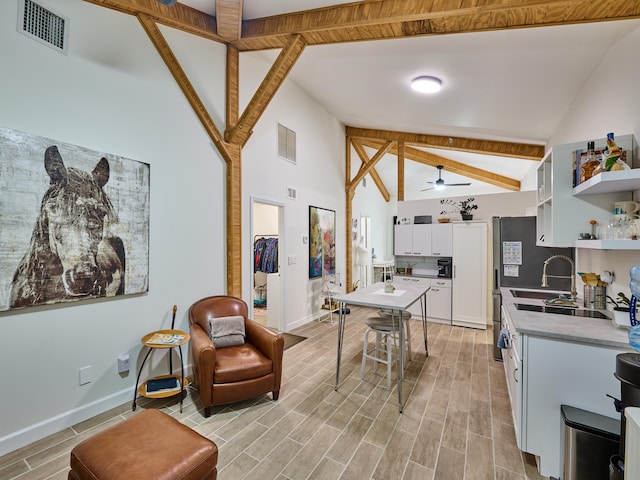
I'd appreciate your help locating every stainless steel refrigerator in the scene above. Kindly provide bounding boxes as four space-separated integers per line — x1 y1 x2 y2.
492 216 574 360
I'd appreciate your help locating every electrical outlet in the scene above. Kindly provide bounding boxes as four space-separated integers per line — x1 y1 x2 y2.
117 354 130 373
79 366 92 385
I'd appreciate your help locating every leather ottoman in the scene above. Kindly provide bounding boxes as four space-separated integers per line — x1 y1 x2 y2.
68 409 218 480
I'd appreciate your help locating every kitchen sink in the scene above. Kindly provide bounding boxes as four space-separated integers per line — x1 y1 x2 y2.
509 289 569 300
514 303 610 319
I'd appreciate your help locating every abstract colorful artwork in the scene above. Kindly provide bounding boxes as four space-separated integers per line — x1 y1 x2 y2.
309 205 335 278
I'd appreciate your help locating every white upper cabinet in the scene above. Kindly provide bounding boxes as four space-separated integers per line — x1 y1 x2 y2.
431 223 453 256
411 224 432 256
394 224 414 256
394 223 452 257
536 134 637 248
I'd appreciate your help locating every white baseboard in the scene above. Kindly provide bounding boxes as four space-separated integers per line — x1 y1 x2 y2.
0 364 194 458
0 387 133 457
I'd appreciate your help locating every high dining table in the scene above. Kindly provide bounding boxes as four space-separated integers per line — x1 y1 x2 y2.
332 281 430 412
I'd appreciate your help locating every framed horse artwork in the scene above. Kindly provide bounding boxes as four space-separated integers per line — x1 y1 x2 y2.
0 126 150 311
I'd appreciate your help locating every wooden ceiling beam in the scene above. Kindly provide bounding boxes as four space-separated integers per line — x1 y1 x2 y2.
235 0 640 50
348 140 395 193
397 141 405 202
225 34 307 146
359 139 521 191
351 139 391 202
84 0 222 42
215 0 243 41
347 126 544 160
85 1 640 52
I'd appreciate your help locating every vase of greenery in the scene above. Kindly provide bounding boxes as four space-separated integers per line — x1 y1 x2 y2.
440 197 478 221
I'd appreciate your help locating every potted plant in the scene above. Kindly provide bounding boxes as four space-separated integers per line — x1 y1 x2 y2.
440 197 478 220
351 279 360 291
406 262 417 275
607 291 635 327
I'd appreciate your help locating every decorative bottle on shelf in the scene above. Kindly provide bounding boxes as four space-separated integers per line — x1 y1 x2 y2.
579 141 599 183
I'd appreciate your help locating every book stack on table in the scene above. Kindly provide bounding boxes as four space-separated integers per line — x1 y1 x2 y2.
146 377 179 394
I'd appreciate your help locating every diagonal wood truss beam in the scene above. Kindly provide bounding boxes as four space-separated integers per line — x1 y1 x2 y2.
84 0 223 42
347 140 395 194
137 13 233 165
359 139 521 191
350 139 390 202
224 34 307 146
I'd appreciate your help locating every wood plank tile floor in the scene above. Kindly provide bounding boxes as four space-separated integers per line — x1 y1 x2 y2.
0 306 548 479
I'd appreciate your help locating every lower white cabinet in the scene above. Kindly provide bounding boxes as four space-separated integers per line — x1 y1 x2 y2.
393 276 451 322
429 278 452 323
501 305 628 479
522 335 626 478
452 222 488 329
394 276 429 318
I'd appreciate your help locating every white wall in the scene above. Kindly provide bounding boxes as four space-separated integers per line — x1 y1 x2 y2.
0 0 345 455
397 191 536 223
0 0 226 455
241 53 345 330
546 24 640 302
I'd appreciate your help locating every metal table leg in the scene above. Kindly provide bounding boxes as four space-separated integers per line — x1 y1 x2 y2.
335 301 346 390
132 347 153 411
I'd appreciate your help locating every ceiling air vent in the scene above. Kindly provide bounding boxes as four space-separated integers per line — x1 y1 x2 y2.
17 0 69 54
278 123 296 164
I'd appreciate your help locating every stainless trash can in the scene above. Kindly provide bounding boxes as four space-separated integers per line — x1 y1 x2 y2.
561 405 620 480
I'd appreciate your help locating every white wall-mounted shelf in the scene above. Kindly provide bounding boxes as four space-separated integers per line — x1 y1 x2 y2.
573 169 640 196
574 239 640 250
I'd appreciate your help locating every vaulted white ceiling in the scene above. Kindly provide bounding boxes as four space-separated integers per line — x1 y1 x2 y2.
177 1 640 200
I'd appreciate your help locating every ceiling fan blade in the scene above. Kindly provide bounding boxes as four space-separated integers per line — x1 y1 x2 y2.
420 186 434 191
444 182 472 187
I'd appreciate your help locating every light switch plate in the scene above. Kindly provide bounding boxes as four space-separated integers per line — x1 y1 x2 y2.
79 366 92 385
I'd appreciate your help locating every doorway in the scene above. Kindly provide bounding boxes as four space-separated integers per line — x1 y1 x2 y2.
251 199 284 331
358 216 371 286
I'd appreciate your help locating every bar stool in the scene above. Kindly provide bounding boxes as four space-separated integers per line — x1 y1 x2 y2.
360 316 403 390
378 308 412 359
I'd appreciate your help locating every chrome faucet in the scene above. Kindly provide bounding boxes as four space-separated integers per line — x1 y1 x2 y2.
541 255 577 301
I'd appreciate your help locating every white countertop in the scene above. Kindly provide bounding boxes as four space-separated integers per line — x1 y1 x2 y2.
500 286 633 350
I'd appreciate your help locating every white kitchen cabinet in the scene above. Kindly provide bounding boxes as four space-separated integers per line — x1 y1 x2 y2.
430 223 453 256
536 134 635 248
394 225 414 256
393 275 430 317
452 222 488 329
429 278 452 322
392 276 452 322
522 336 626 478
394 224 451 257
500 302 630 479
501 305 523 449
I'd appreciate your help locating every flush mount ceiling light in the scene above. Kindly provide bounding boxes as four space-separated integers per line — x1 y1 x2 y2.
411 76 442 94
156 0 177 6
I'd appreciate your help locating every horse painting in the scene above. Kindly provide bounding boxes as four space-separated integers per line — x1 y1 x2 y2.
9 145 126 308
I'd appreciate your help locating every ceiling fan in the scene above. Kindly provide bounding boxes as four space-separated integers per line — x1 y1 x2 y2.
421 165 471 191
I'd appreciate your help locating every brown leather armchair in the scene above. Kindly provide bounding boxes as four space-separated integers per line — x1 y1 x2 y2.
188 295 284 417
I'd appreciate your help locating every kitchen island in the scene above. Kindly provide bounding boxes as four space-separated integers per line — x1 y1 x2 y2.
500 287 634 478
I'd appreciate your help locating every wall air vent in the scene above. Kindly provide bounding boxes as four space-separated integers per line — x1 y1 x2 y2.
17 0 69 54
278 123 296 164
286 186 297 201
